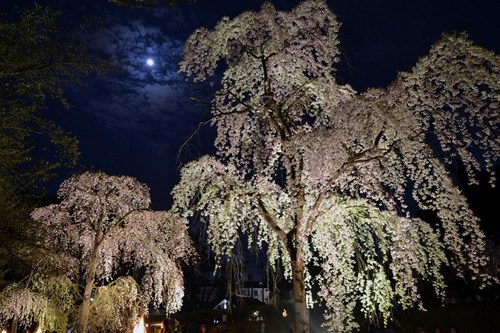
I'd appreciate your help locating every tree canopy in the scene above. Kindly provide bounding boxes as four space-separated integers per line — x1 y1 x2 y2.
0 172 195 333
0 4 107 195
173 1 499 332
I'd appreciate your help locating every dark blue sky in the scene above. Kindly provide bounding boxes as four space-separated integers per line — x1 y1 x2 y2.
5 0 499 209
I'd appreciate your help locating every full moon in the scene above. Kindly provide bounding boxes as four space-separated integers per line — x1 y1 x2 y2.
146 58 154 66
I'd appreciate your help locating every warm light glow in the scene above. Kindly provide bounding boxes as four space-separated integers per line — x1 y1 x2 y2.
35 326 42 333
1 329 7 333
282 309 288 317
133 316 146 333
146 58 154 66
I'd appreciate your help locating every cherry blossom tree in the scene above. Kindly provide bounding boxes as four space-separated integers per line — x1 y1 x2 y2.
0 272 77 333
30 172 195 333
173 1 499 332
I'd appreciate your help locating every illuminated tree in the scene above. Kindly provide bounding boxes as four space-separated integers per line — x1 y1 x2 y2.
31 172 195 333
0 275 77 333
86 276 141 333
173 1 499 332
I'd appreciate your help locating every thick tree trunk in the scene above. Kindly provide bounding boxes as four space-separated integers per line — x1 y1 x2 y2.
77 245 100 333
291 254 310 333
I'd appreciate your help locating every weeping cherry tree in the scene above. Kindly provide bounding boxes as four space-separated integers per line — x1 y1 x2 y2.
31 172 195 333
173 1 499 332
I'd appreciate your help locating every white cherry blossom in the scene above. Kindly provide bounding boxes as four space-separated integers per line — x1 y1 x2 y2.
30 172 195 333
175 1 498 332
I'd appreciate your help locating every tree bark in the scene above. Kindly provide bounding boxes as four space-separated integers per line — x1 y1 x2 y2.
291 251 310 333
77 248 99 333
10 317 18 333
77 216 104 333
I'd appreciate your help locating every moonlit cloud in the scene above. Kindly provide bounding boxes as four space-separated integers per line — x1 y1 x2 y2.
82 15 200 148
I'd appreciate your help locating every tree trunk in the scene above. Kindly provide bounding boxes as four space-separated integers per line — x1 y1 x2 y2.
77 245 100 333
291 253 310 333
10 317 18 333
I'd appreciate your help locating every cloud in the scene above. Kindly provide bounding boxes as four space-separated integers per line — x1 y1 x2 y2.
80 12 200 149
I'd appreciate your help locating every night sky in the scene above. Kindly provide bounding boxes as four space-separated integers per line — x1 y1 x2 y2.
4 0 499 210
